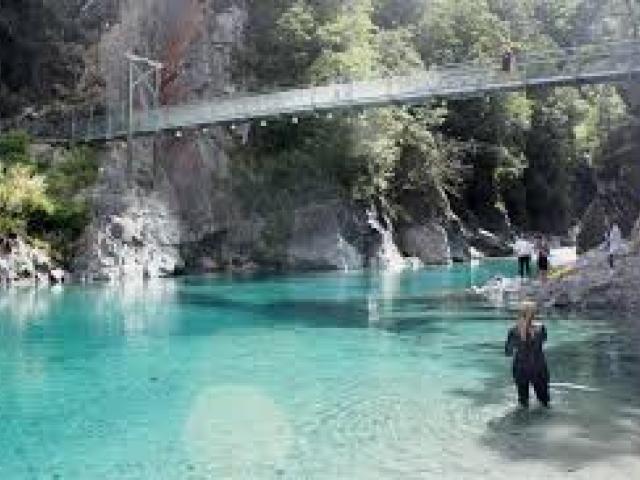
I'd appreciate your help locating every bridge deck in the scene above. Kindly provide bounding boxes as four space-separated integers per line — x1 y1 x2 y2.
22 40 640 141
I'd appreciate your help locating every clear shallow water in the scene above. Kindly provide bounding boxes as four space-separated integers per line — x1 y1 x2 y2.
1 262 639 480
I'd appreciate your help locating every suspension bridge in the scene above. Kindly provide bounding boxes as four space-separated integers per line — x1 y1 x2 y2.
19 40 640 142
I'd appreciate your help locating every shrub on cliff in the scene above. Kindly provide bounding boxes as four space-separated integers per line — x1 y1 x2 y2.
0 164 53 235
0 130 30 165
0 131 98 264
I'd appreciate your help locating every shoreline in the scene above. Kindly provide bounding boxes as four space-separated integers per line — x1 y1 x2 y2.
471 245 640 315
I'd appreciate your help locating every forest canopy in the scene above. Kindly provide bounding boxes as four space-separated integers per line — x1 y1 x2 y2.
238 0 638 234
1 0 639 239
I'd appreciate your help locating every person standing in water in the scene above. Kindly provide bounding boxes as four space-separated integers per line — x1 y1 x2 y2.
505 301 550 408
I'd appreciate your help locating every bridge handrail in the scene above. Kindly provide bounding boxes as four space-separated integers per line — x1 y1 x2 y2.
9 38 640 141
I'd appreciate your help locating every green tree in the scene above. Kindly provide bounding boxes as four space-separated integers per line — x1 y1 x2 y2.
418 0 508 64
0 164 53 234
524 90 575 233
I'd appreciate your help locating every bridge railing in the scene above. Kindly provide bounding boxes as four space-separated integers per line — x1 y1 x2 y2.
11 39 640 142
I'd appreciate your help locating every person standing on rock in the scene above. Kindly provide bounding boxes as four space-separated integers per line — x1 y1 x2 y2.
501 42 516 73
606 222 623 269
536 236 550 281
505 301 550 408
514 237 533 278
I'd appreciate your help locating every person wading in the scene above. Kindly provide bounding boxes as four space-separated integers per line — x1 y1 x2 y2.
505 301 550 408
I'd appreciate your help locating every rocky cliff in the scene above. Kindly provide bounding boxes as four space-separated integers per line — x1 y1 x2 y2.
68 0 505 282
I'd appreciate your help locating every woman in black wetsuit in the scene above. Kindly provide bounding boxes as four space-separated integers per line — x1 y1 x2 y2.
505 302 550 408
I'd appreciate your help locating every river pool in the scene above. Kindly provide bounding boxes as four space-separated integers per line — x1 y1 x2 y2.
0 262 639 479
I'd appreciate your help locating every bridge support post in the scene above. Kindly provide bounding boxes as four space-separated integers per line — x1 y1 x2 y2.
127 60 134 185
125 53 163 188
152 62 162 185
70 108 76 147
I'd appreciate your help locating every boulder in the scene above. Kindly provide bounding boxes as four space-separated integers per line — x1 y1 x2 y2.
32 249 51 272
35 272 50 285
479 247 640 315
0 236 62 287
145 250 183 278
73 189 183 282
49 269 68 284
109 216 141 244
287 201 364 270
577 200 608 254
399 223 449 265
13 253 34 279
0 257 10 282
468 229 513 257
446 219 470 263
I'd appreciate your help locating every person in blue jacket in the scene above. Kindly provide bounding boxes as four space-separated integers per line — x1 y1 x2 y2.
505 301 550 408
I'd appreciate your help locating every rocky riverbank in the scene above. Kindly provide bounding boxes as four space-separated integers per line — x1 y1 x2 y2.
473 216 640 315
6 0 637 288
0 236 68 287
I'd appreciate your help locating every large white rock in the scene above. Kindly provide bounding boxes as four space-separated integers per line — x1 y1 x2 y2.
109 216 141 243
74 184 184 282
49 269 67 284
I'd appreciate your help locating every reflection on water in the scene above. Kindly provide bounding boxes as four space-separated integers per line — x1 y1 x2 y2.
0 265 639 479
0 287 63 334
0 280 178 338
367 270 403 327
88 279 178 336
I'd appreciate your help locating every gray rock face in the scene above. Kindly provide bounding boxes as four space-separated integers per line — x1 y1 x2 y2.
72 141 184 282
542 254 640 314
70 0 505 279
468 229 513 257
446 219 470 263
0 236 65 286
287 201 363 271
577 123 640 253
399 223 449 265
49 269 68 284
71 1 256 281
73 189 183 282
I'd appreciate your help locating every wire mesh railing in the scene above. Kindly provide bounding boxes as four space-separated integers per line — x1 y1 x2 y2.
11 39 640 142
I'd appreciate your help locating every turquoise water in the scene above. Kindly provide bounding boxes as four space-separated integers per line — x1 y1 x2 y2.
1 262 639 479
